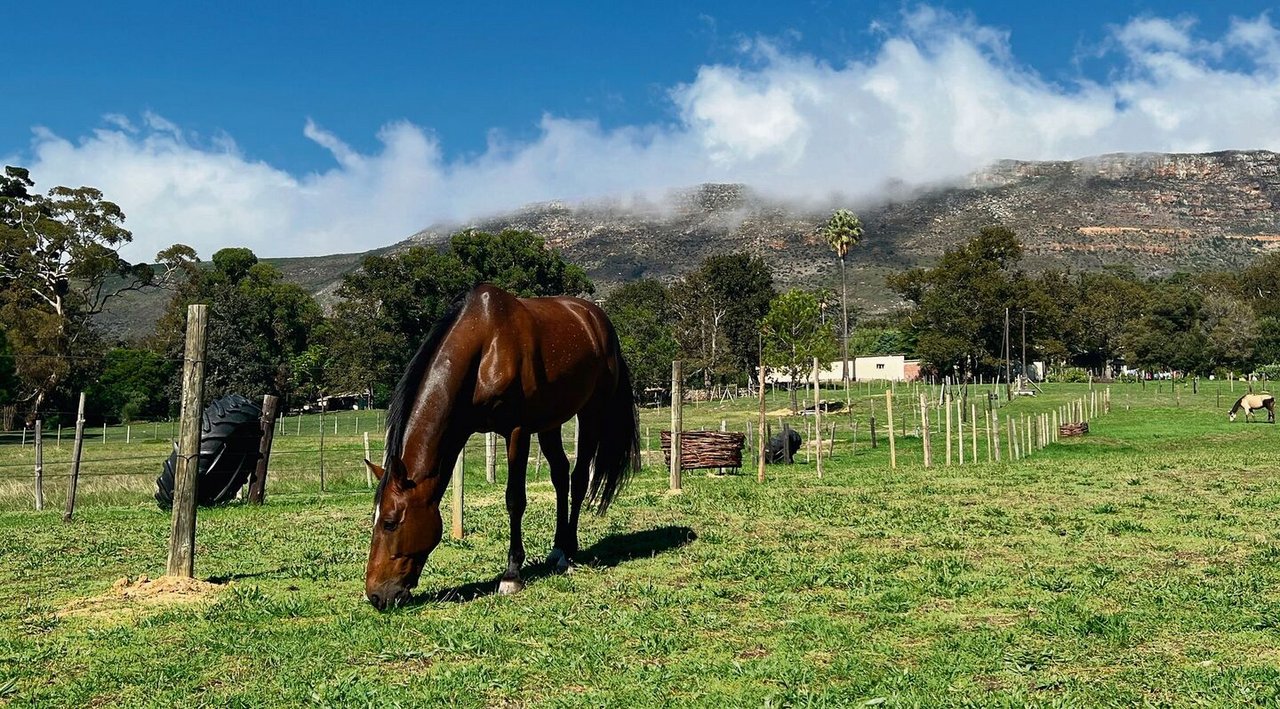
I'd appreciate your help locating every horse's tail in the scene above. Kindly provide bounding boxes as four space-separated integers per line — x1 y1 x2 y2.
588 336 641 514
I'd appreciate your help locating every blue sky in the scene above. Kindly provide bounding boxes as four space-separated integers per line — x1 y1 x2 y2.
4 2 1279 259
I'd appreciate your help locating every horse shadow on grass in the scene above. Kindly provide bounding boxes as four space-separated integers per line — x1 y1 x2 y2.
417 525 696 605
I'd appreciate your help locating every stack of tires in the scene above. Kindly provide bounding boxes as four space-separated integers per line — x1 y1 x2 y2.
155 395 262 509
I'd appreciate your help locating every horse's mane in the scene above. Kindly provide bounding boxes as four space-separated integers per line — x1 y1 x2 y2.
383 295 468 468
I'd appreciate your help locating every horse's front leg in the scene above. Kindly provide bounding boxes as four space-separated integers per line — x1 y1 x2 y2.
499 430 530 595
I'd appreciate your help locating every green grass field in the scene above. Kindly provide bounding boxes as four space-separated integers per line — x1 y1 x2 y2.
1 381 1278 706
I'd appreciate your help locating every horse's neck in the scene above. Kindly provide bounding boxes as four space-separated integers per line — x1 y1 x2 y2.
403 363 471 482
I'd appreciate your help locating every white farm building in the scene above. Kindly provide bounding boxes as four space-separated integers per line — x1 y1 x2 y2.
767 355 921 385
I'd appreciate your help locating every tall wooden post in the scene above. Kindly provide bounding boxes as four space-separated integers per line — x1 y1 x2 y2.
992 409 1001 462
247 394 279 505
956 399 963 465
166 304 208 577
886 391 897 469
363 432 372 486
34 419 44 511
919 393 931 468
945 394 953 466
318 408 326 492
970 403 978 464
812 358 823 479
63 392 87 522
670 360 682 492
869 398 878 449
757 358 766 484
451 445 465 539
485 432 497 484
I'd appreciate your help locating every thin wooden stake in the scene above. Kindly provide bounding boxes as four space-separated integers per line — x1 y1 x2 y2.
813 357 823 479
485 432 497 484
247 394 279 504
34 419 44 511
920 393 931 468
970 403 978 464
757 357 766 483
945 394 953 466
451 445 465 539
64 392 87 522
363 432 372 487
886 391 897 469
670 360 683 492
992 409 1001 462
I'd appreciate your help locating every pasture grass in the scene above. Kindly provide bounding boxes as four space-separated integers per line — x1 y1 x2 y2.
1 381 1278 706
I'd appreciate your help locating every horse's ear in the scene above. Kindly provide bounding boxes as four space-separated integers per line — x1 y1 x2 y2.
382 455 414 489
365 459 384 482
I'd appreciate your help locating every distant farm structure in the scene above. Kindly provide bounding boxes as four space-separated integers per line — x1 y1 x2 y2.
768 356 921 385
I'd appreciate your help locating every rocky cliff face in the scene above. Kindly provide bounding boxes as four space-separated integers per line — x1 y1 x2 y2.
404 150 1280 309
97 150 1280 339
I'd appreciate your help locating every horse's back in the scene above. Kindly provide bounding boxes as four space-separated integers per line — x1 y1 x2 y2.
463 285 618 429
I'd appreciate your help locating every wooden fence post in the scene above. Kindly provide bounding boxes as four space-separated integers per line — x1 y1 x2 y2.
886 391 897 469
34 419 44 511
318 408 326 492
485 432 497 484
757 359 766 484
970 403 978 464
870 399 878 449
813 358 823 479
956 398 963 465
363 432 372 487
451 445 465 539
247 394 279 505
670 360 683 492
63 392 87 522
992 409 1001 462
945 394 953 466
919 393 931 468
166 304 208 577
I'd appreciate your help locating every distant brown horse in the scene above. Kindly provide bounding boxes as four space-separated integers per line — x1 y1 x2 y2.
1229 393 1275 423
363 284 640 610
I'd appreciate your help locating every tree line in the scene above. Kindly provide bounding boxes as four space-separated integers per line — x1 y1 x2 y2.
2 168 1276 427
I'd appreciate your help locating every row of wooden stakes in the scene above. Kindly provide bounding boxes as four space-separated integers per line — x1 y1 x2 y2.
883 388 1112 469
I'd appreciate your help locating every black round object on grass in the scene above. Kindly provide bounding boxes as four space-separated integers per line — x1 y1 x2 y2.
155 394 262 509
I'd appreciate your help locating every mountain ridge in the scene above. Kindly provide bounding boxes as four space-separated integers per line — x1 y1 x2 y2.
96 149 1280 340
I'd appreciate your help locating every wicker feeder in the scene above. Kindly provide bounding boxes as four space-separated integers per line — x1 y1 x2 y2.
660 430 746 470
1059 422 1089 438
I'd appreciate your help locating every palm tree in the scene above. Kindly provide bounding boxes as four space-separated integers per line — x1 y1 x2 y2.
819 209 864 386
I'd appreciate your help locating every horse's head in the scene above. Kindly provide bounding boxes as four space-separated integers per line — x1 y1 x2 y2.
364 457 442 611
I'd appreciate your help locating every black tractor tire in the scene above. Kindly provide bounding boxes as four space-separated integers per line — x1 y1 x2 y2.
766 428 802 464
155 394 263 509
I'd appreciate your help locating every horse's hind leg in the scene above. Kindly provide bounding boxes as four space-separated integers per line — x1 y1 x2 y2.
565 416 602 561
499 430 530 595
538 429 572 573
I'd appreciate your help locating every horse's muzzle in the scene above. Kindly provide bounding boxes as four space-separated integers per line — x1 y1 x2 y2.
366 583 412 611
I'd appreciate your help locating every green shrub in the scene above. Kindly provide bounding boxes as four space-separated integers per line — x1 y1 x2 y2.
1052 367 1091 383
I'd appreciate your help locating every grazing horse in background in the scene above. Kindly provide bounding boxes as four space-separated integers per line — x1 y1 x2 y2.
1229 393 1275 423
363 284 640 610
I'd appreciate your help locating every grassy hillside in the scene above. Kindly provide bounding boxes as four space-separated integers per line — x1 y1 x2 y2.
1 382 1278 705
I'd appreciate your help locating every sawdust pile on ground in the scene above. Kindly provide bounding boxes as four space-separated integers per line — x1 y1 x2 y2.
111 574 220 600
60 575 223 619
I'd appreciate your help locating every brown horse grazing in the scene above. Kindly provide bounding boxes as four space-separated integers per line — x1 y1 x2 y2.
363 284 640 610
1229 393 1275 423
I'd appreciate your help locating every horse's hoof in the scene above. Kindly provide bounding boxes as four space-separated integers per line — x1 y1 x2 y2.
547 548 572 573
498 577 524 595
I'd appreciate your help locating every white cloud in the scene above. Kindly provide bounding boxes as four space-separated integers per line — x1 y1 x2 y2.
8 7 1280 262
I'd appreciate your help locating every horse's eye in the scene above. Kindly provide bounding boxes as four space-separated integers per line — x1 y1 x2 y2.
382 519 400 532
